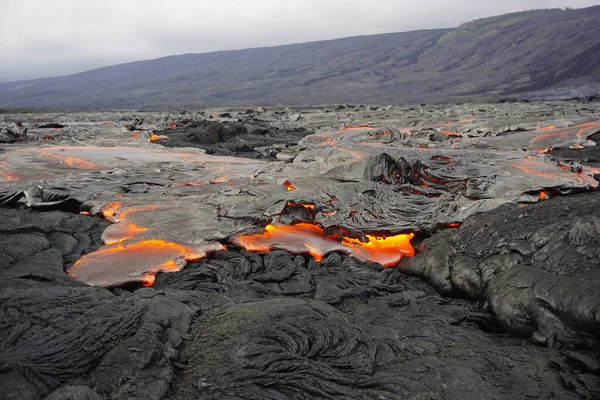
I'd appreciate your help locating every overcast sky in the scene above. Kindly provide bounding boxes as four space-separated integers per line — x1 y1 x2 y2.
0 0 598 82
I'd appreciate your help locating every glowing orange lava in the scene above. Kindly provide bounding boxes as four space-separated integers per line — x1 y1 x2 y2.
101 202 123 220
149 134 169 142
342 125 370 130
341 233 415 267
282 180 296 191
68 239 222 287
441 131 463 138
510 159 574 180
131 131 141 139
209 176 231 184
39 149 104 169
102 223 148 244
232 223 415 267
530 122 600 148
539 191 550 200
0 160 21 182
286 201 315 211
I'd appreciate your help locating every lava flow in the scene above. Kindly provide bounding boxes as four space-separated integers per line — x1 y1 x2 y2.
67 201 224 287
68 239 222 287
232 222 415 266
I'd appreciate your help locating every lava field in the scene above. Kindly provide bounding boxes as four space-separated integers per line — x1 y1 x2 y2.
1 101 600 399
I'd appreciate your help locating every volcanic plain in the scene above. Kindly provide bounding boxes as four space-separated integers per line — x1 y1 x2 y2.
1 101 600 399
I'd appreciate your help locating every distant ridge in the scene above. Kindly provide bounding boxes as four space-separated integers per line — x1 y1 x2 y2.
1 6 599 109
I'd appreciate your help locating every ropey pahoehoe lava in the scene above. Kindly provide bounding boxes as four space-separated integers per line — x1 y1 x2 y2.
1 103 600 399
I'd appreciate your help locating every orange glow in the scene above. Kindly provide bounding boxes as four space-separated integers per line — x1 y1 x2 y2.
141 274 156 287
149 134 169 142
101 202 123 220
536 147 552 154
539 191 550 200
68 239 222 287
342 125 370 130
0 160 20 182
441 131 463 138
341 233 415 267
510 159 573 180
447 223 461 228
530 122 600 147
43 135 54 140
287 201 315 211
232 223 415 267
111 204 159 223
587 167 600 174
304 244 323 262
431 156 453 163
170 123 178 128
102 223 148 244
40 149 104 169
209 176 231 184
131 131 141 139
282 180 296 191
174 181 203 187
79 211 91 216
576 171 599 188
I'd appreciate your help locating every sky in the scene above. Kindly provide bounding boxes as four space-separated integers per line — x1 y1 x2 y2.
0 0 598 82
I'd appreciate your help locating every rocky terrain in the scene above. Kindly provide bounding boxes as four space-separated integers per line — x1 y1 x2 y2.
1 7 600 109
1 100 600 399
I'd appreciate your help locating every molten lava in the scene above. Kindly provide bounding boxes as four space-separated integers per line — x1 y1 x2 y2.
282 180 296 191
149 134 169 142
39 149 104 169
441 131 463 138
232 223 415 267
102 223 148 244
209 176 231 184
68 239 222 287
342 233 415 267
101 202 123 220
0 160 20 182
539 191 550 200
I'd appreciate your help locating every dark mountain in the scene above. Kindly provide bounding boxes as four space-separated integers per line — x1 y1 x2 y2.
1 6 600 109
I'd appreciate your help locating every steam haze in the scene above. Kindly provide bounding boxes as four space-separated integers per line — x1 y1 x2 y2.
0 0 598 82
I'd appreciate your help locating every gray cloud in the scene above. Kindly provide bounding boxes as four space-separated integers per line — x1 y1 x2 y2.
0 0 597 82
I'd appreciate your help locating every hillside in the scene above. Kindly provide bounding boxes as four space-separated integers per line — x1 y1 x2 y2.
1 6 600 109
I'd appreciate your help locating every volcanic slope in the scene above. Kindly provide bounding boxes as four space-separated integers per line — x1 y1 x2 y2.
1 7 600 109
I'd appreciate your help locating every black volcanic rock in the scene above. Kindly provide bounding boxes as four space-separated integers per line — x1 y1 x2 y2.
1 7 600 109
156 119 314 158
409 191 600 348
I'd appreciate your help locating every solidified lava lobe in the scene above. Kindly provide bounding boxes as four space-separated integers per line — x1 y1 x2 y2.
68 239 224 287
232 223 415 266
